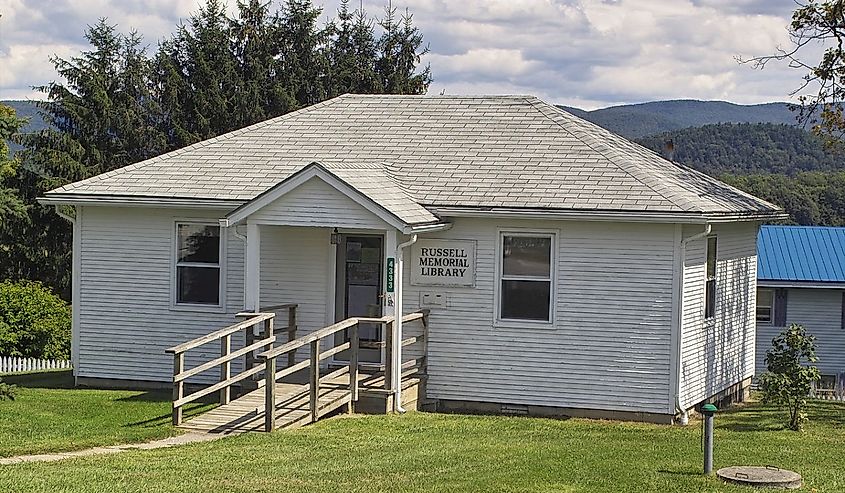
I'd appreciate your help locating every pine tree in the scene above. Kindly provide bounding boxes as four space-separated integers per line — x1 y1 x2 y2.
278 0 330 107
7 19 161 298
156 0 240 147
325 0 357 97
351 2 381 93
376 4 431 95
0 104 26 223
231 0 277 125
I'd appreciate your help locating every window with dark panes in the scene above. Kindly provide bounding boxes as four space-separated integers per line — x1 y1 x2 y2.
756 288 773 323
499 233 553 322
176 223 221 305
705 236 717 319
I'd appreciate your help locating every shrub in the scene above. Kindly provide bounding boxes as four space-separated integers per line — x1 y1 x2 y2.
0 280 71 360
0 379 16 401
759 323 821 431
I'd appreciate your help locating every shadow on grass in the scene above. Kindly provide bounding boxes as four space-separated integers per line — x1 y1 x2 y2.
1 370 75 389
717 400 845 432
124 402 215 428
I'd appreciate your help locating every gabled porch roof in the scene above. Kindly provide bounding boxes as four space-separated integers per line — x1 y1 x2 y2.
220 161 446 233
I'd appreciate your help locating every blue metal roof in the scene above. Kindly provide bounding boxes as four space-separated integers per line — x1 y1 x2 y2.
757 225 845 282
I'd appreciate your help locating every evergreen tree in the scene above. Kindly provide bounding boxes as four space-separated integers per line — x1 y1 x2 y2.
277 0 330 107
156 0 240 147
350 6 381 93
6 20 161 298
230 0 280 125
376 4 431 94
5 0 436 298
0 104 26 223
325 0 357 97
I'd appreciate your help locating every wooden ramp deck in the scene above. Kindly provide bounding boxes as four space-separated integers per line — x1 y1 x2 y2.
179 379 352 434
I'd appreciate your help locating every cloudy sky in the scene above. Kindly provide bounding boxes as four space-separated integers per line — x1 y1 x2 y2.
0 0 810 109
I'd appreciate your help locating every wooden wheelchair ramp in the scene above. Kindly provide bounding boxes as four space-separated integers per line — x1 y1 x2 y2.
179 379 352 434
166 306 429 435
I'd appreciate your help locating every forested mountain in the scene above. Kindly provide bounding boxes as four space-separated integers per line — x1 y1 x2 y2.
0 101 46 134
561 100 796 138
635 123 842 175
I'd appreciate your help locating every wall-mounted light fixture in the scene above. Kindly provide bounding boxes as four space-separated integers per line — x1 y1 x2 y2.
330 227 340 245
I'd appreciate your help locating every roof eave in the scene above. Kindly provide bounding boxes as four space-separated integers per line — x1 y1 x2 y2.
431 206 784 224
758 280 845 289
38 194 245 209
703 211 789 223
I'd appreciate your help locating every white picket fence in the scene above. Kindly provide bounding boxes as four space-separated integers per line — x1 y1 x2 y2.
0 356 72 374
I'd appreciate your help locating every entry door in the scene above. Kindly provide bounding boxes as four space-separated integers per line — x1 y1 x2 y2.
335 235 384 364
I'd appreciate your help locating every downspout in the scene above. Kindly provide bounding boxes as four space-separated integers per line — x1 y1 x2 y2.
675 223 711 425
393 233 418 413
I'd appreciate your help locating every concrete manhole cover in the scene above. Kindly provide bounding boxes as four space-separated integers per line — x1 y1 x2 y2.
716 466 802 489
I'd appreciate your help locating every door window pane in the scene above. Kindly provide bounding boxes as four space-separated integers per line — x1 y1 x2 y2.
503 236 551 277
177 266 220 304
178 224 220 263
501 280 551 321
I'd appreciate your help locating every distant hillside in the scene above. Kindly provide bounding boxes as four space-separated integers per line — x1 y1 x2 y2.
560 100 797 139
2 100 47 153
2 100 47 133
635 123 842 175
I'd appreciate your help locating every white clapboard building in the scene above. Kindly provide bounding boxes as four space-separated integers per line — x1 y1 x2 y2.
41 94 784 424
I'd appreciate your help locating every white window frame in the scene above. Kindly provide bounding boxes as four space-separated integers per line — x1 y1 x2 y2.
171 220 226 312
494 229 557 329
756 288 774 324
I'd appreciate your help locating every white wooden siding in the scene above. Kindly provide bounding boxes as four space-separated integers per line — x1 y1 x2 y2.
404 218 676 414
77 207 244 384
250 177 389 229
259 225 333 357
680 222 758 409
756 288 845 376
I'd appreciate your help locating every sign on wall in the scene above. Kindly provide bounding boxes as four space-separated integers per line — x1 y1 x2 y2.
410 239 476 287
386 257 395 293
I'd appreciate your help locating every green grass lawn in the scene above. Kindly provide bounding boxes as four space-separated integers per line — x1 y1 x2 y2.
0 389 843 493
0 371 209 457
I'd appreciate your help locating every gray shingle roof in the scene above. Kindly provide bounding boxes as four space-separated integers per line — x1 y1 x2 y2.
47 94 782 221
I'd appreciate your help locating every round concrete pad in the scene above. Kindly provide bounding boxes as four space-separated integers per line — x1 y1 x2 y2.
717 466 802 489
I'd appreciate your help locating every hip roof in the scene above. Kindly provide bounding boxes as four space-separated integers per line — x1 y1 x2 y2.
45 94 783 221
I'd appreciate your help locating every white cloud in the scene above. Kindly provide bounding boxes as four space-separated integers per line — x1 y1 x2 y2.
0 0 816 109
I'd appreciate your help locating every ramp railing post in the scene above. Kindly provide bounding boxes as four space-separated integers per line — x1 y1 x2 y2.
288 305 297 368
172 352 184 425
384 320 394 394
310 339 321 422
220 334 231 405
349 323 359 413
264 356 277 432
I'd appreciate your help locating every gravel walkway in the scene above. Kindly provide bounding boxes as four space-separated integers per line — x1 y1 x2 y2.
0 432 223 465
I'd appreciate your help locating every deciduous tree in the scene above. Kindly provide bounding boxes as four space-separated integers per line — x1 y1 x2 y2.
759 324 822 431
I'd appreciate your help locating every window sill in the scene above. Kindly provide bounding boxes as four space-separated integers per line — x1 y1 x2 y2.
494 319 556 331
169 303 228 314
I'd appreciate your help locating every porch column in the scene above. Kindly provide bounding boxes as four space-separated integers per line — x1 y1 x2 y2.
245 221 261 312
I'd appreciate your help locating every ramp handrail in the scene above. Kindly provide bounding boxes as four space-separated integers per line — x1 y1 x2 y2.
164 304 298 426
256 309 430 432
